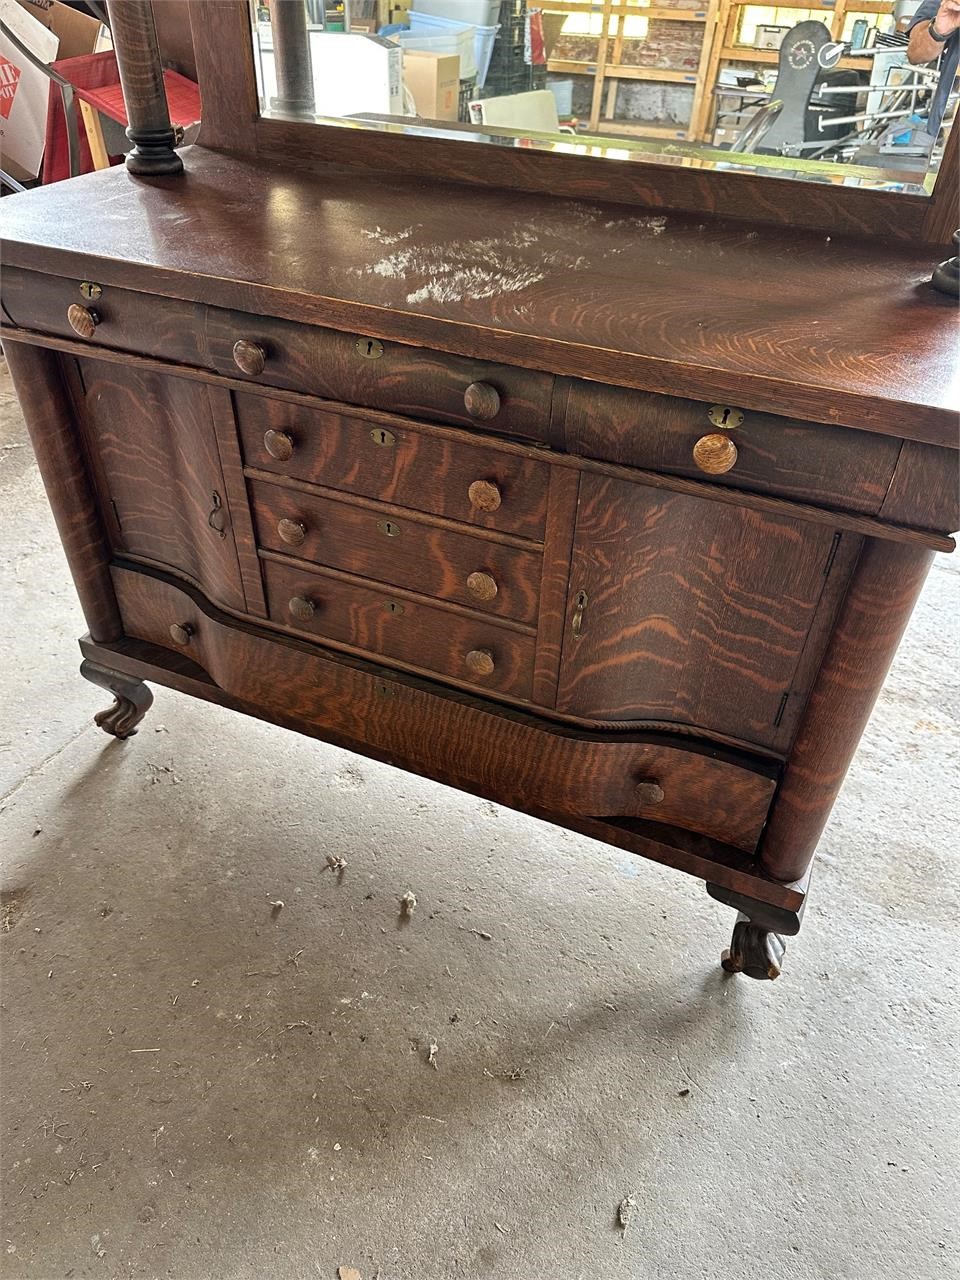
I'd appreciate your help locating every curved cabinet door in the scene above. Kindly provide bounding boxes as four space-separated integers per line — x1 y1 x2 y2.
71 356 248 614
556 474 856 753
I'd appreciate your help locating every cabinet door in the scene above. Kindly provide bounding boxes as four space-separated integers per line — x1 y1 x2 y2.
72 357 248 614
557 475 852 752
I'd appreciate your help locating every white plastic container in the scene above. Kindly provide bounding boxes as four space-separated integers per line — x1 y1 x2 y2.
408 11 500 87
412 0 500 28
394 26 476 80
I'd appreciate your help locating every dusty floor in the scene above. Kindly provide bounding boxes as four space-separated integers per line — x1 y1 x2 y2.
0 356 957 1280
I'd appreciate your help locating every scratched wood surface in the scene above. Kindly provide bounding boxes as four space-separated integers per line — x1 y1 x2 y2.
1 150 957 444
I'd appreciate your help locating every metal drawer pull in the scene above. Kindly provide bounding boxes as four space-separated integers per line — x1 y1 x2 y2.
464 381 501 421
465 648 495 678
468 479 502 512
635 779 665 805
233 339 266 376
67 303 100 339
466 571 498 602
208 491 227 538
693 433 738 475
264 429 295 461
288 595 316 621
277 517 307 546
572 590 588 637
169 622 193 646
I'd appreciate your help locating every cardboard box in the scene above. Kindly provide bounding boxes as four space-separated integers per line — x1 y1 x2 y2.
0 0 59 178
403 49 459 119
14 0 101 61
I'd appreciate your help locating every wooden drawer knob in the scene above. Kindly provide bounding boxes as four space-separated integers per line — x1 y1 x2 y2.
692 433 738 475
277 517 307 547
233 339 266 376
67 303 100 339
465 648 495 678
264 429 294 461
635 779 665 805
466 571 498 602
169 622 193 646
464 381 501 421
468 479 502 512
288 595 316 622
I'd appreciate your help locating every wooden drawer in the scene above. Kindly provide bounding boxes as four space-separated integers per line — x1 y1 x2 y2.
248 477 542 624
561 380 901 514
207 306 555 440
1 267 207 367
260 557 535 700
234 392 551 538
110 564 777 851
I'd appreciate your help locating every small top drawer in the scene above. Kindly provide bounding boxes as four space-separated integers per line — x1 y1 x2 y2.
234 392 550 538
1 268 207 367
207 306 555 441
561 381 902 515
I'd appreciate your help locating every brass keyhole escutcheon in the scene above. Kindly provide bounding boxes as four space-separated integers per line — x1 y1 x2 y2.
377 519 401 537
707 405 744 430
79 281 103 301
383 600 405 615
356 337 384 360
370 428 396 447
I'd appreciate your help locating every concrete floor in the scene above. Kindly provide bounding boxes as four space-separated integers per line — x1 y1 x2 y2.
0 355 957 1280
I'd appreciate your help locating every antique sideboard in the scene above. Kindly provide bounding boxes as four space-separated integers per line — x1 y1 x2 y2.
2 1 957 980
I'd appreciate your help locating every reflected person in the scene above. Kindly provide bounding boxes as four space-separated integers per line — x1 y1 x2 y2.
907 0 960 138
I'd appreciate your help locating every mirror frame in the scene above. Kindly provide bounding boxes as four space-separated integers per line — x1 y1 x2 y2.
189 0 958 246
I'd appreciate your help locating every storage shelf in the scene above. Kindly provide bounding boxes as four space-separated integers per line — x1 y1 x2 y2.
544 2 708 14
718 43 872 67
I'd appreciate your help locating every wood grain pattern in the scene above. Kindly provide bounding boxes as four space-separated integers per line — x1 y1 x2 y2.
207 307 556 441
760 538 936 882
1 340 122 643
879 440 960 535
206 385 268 617
248 476 543 624
260 557 536 700
73 356 247 613
532 467 581 706
1 151 957 446
109 562 779 851
562 379 903 515
104 0 183 175
233 392 551 536
556 475 848 751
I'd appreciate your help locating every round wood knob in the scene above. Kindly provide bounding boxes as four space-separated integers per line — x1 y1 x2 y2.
468 480 502 512
288 595 316 622
466 571 498 602
635 780 665 805
464 381 501 421
233 339 266 376
169 622 193 646
277 517 307 547
692 433 738 475
465 648 495 678
264 429 294 461
67 303 100 339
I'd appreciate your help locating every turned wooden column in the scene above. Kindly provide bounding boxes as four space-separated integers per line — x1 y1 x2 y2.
269 0 315 117
106 0 183 176
760 537 936 883
2 340 123 643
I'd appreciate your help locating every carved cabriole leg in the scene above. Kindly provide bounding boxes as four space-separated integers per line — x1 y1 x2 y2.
759 538 935 884
706 882 804 981
2 340 123 644
81 661 154 738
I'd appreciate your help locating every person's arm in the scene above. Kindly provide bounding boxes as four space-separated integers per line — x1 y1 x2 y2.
908 0 960 63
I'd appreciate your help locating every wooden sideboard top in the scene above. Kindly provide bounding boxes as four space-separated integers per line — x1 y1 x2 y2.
2 147 957 446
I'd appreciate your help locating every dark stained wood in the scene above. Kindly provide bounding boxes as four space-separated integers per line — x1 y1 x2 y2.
248 476 543 624
190 0 258 155
80 658 154 737
555 475 850 752
760 538 936 882
879 440 960 534
206 385 268 618
233 392 551 536
207 307 556 441
105 0 182 175
153 0 197 80
259 557 536 700
72 356 247 613
532 467 580 707
109 563 779 852
1 339 122 643
921 125 960 249
1 153 957 446
563 379 903 516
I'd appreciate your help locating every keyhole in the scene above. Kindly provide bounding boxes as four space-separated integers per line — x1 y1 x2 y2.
377 519 401 537
356 336 384 360
720 408 730 425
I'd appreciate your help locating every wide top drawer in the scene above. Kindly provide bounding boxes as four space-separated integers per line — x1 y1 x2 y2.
561 380 903 516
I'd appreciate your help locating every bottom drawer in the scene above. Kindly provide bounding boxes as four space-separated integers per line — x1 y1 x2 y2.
109 565 778 851
260 556 536 700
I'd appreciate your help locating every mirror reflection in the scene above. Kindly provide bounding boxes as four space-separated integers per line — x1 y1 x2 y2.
250 0 957 189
